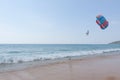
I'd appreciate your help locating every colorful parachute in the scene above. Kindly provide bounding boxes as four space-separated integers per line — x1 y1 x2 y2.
96 15 109 30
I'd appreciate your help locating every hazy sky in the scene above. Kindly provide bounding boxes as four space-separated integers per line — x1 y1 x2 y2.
0 0 120 44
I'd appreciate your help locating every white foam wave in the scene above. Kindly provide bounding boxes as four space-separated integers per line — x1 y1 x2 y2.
0 48 120 64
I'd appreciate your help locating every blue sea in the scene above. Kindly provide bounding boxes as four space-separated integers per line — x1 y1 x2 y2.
0 44 120 64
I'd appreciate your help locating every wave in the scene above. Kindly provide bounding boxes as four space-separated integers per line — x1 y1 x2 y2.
0 48 120 64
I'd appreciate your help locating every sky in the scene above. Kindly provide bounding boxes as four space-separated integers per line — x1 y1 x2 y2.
0 0 120 44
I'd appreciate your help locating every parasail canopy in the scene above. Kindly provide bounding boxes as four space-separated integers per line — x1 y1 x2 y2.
96 15 109 30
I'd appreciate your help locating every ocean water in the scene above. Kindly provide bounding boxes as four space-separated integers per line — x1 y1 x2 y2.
0 44 120 64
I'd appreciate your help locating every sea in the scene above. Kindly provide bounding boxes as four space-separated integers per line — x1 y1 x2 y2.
0 44 120 64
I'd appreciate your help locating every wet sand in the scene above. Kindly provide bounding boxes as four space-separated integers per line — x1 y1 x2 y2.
0 54 120 80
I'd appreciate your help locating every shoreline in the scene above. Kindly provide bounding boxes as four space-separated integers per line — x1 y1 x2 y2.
0 52 120 80
0 51 120 73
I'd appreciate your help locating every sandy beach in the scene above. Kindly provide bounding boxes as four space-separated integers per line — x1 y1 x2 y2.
0 53 120 80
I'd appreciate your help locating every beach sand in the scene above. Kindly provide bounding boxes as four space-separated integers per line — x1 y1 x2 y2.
0 54 120 80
